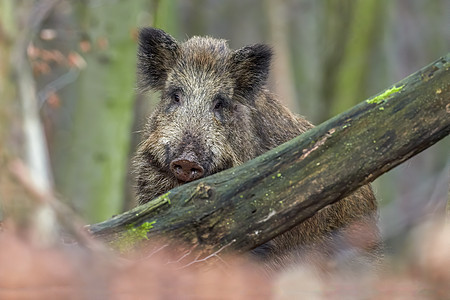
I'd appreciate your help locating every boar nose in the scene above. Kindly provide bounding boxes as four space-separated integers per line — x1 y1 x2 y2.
170 159 205 182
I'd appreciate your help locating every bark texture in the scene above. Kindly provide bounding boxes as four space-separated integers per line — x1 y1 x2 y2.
87 54 450 259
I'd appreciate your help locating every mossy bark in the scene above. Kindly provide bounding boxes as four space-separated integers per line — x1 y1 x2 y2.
87 54 450 258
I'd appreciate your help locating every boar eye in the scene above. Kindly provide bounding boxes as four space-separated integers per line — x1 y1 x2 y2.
172 92 181 103
214 101 223 110
213 96 227 111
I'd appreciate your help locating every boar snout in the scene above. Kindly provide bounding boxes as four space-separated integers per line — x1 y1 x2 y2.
170 154 205 183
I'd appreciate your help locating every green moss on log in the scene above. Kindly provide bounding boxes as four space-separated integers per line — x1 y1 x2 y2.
111 221 156 253
366 85 405 104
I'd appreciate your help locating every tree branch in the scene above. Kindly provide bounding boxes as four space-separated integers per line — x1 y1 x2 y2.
87 53 450 259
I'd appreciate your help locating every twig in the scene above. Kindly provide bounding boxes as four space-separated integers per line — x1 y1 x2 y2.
179 239 236 269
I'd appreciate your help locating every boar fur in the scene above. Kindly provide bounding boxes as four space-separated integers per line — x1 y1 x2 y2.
134 28 380 273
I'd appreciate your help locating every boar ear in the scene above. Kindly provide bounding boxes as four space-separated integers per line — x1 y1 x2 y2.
137 27 180 91
231 44 272 100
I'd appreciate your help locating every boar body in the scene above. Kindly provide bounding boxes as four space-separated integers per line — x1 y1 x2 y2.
135 28 380 272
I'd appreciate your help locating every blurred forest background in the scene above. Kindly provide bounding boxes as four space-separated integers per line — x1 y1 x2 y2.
1 0 449 257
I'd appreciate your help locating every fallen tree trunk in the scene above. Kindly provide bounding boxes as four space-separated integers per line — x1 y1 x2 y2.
87 54 450 259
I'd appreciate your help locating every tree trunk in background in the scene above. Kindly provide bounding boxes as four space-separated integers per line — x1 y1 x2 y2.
330 0 385 116
265 0 299 113
53 1 148 223
0 0 60 242
0 0 21 222
123 0 179 211
153 0 179 35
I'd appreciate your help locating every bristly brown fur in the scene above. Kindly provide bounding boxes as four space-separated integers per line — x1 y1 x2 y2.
134 27 381 274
